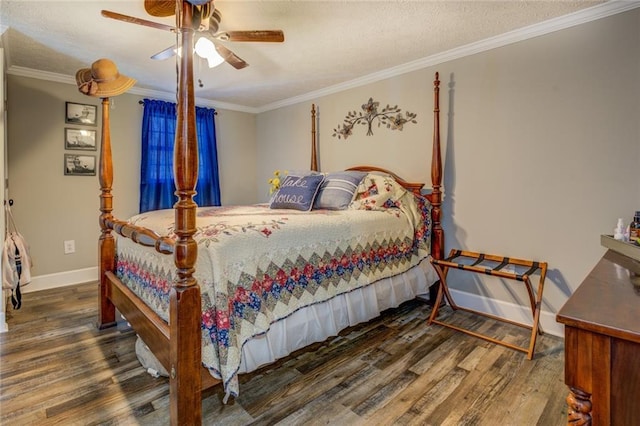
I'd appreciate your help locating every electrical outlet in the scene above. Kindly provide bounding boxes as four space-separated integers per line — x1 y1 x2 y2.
64 240 75 254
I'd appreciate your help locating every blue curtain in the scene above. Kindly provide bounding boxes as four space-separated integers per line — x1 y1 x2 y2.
139 99 221 213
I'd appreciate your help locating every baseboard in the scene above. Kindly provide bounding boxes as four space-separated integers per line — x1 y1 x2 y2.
23 267 99 294
1 289 8 333
449 288 564 338
0 312 7 333
17 269 564 337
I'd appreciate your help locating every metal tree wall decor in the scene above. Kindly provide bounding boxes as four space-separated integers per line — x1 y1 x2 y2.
332 98 417 140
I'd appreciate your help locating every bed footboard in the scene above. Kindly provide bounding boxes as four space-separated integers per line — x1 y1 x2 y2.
106 271 169 354
106 272 220 389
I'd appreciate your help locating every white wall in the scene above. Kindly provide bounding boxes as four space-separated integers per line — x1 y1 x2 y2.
256 9 640 335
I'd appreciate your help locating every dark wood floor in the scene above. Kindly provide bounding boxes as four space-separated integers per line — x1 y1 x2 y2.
1 283 568 425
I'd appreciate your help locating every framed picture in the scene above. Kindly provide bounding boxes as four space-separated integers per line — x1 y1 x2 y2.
65 102 97 126
65 128 97 151
64 154 96 176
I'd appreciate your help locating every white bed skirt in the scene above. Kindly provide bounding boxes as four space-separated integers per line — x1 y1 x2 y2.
135 258 437 378
237 257 437 373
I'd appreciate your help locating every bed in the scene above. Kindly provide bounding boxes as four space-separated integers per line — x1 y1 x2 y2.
97 3 444 424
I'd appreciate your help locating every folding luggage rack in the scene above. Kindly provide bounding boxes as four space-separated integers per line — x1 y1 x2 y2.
428 249 547 359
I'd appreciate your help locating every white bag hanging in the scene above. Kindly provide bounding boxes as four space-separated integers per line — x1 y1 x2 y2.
2 200 32 309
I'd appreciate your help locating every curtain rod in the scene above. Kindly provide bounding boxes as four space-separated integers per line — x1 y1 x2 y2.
138 100 217 114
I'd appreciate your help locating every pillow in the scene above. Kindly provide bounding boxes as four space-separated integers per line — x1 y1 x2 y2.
313 171 367 210
270 174 325 211
350 173 410 211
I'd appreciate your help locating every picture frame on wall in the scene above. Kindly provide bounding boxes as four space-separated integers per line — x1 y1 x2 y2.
64 154 96 176
65 128 97 151
65 102 97 126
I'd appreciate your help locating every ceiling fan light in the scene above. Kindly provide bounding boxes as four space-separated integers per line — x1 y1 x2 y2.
204 52 224 68
195 37 224 68
194 37 213 57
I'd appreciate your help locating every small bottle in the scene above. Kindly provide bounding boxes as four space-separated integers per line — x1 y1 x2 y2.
614 218 625 241
629 212 640 242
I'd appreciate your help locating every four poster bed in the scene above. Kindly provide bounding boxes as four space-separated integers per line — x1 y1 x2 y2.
97 3 444 424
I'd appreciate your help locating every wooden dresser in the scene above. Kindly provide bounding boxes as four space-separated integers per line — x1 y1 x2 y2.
557 249 640 425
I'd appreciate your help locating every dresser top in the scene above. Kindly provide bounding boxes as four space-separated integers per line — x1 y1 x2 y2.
557 249 640 343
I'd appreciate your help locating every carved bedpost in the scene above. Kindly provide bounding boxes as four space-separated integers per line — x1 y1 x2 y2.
169 1 202 424
311 104 318 171
430 72 444 260
428 72 444 304
98 97 116 329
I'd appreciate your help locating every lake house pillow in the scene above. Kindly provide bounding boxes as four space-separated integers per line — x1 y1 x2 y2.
270 174 325 211
313 171 367 210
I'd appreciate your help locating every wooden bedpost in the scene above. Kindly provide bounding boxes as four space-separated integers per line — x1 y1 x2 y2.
170 1 202 424
429 72 445 302
430 72 444 260
98 97 116 329
310 104 318 171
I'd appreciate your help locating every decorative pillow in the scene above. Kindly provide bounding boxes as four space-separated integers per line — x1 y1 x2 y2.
350 173 410 211
270 174 325 211
313 171 367 210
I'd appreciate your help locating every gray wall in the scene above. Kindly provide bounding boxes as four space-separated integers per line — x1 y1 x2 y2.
257 9 640 322
7 76 257 279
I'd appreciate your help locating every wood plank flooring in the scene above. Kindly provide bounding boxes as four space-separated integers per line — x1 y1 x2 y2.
0 283 568 425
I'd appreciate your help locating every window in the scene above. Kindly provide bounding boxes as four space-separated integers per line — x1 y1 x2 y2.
139 99 220 212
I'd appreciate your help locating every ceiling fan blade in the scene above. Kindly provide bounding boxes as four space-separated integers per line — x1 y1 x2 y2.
151 45 178 61
101 10 176 33
214 44 249 70
218 30 285 43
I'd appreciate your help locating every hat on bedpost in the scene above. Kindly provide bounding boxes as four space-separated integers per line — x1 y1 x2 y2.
75 58 136 98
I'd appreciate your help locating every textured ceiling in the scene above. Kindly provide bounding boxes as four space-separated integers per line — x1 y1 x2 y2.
1 0 626 112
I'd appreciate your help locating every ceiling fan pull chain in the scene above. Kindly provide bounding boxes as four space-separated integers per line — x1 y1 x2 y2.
197 53 204 88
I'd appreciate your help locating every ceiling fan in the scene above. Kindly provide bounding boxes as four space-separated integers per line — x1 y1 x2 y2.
101 0 284 70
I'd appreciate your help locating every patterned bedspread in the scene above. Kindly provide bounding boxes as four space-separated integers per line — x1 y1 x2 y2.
115 173 431 398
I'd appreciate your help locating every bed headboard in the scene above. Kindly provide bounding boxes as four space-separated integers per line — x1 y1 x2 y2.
311 104 318 172
310 73 444 261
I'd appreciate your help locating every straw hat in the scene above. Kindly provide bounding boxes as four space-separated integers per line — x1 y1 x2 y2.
145 0 212 17
76 58 136 98
144 0 175 17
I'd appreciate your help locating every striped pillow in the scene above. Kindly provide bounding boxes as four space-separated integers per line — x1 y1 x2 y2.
313 171 367 210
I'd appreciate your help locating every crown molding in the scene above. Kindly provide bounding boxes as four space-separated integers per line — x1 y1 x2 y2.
7 66 72 85
256 0 640 113
7 1 640 114
5 65 259 114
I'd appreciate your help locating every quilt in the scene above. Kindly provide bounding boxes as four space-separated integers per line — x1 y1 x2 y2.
115 173 432 398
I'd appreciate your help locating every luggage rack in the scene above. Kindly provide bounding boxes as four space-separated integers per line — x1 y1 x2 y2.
428 249 548 360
